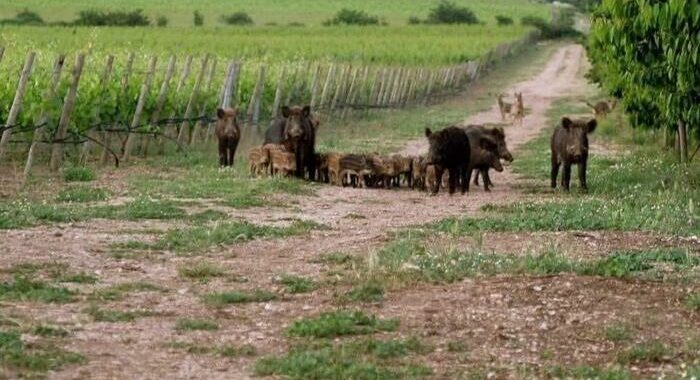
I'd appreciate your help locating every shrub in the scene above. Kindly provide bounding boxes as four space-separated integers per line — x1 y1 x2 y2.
495 15 513 26
521 15 578 39
193 10 203 26
426 1 479 25
2 8 44 25
325 9 380 26
63 166 95 182
221 12 253 25
74 9 150 26
287 22 305 27
408 16 422 25
156 15 168 27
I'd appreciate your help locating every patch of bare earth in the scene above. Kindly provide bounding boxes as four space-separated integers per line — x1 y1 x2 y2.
1 44 695 379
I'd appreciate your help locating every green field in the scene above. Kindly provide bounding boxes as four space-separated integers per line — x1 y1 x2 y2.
0 0 549 26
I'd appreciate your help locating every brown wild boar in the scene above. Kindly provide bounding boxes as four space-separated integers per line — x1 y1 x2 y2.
411 156 427 191
366 154 397 188
215 107 240 167
585 99 616 118
391 155 413 188
315 153 329 183
551 117 597 191
264 105 317 180
265 144 297 177
425 126 471 194
465 125 513 190
512 92 524 126
497 94 513 121
339 154 372 187
248 146 269 176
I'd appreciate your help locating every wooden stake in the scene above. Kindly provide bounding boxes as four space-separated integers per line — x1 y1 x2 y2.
50 53 85 171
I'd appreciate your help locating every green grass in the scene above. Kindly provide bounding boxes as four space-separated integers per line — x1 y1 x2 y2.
62 166 95 182
56 186 109 203
175 318 219 332
0 0 549 27
617 341 672 364
279 275 317 294
136 219 319 253
604 323 633 343
0 275 75 303
344 281 385 303
255 337 431 379
5 262 98 284
287 311 398 338
178 262 227 282
0 196 187 229
545 365 631 380
0 330 84 375
685 293 700 312
84 304 158 322
202 289 277 306
32 325 70 338
167 341 258 357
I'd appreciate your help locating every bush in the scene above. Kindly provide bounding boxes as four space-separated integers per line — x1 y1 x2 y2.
287 22 305 27
1 8 44 25
495 15 513 26
74 9 150 26
63 166 95 182
426 1 479 25
193 10 203 27
221 12 253 25
521 15 578 39
325 9 380 26
408 16 422 25
156 15 168 27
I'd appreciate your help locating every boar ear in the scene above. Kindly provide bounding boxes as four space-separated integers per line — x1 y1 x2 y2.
282 106 290 118
587 119 597 133
302 105 311 117
217 108 226 119
480 136 497 150
425 128 432 138
561 117 573 129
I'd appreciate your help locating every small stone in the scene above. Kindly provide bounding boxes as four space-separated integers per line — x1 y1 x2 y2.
533 285 543 292
54 232 63 237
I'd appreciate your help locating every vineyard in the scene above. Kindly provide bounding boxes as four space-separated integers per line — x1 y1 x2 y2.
0 27 538 174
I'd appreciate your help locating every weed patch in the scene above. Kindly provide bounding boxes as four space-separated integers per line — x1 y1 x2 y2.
0 275 75 303
0 330 83 375
202 289 277 306
287 311 398 338
175 318 219 332
84 305 158 322
56 186 108 203
279 275 317 294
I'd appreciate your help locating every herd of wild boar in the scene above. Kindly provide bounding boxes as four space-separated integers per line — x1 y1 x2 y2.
215 93 601 194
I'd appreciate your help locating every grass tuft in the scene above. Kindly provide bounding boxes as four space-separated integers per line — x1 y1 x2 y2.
279 275 317 294
175 318 219 332
178 262 227 282
202 289 277 306
63 166 95 182
56 186 108 203
0 275 75 303
287 310 398 338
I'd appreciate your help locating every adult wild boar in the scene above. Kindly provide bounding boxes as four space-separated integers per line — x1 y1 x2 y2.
465 125 513 191
551 117 597 191
215 107 240 167
264 105 317 180
424 126 471 195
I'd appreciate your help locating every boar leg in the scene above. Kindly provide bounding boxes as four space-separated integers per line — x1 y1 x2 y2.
562 162 572 191
218 139 228 167
228 141 238 167
460 166 469 194
550 156 560 189
578 161 588 191
432 167 444 194
447 167 459 195
472 169 480 186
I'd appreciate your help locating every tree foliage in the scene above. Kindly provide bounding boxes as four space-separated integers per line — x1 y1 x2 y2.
588 0 700 142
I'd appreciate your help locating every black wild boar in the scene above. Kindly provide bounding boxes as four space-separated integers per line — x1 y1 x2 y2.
551 117 597 191
215 107 240 167
424 126 471 195
264 105 317 180
465 125 513 191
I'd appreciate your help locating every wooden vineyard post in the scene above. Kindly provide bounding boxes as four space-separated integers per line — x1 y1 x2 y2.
330 65 349 115
0 52 36 161
177 54 209 146
318 64 336 114
308 64 321 111
341 67 359 119
23 55 66 180
375 69 388 107
122 56 157 161
50 53 85 171
0 47 5 65
158 55 192 154
191 57 218 146
101 53 135 164
80 55 114 164
423 70 435 106
206 59 234 144
246 64 267 125
271 67 287 118
141 55 176 156
368 68 383 110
